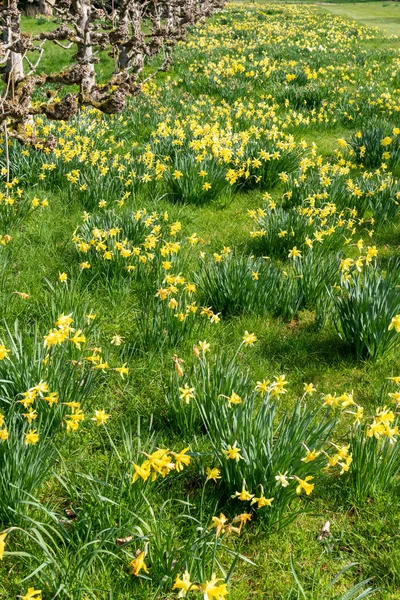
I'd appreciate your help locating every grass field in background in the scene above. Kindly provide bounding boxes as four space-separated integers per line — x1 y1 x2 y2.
323 2 400 36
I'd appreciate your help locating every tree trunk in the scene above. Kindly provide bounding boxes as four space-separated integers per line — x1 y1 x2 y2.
3 0 24 92
130 1 144 76
72 0 96 98
25 3 40 18
116 0 130 71
39 0 55 17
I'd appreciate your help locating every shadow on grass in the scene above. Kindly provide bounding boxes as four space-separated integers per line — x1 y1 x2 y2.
260 320 355 369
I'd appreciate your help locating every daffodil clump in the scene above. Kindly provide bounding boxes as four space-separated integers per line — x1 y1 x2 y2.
167 333 400 530
344 127 400 171
73 207 192 280
167 333 339 528
323 382 400 500
0 182 48 233
0 313 125 523
73 208 221 347
331 253 400 358
132 447 191 483
248 193 374 260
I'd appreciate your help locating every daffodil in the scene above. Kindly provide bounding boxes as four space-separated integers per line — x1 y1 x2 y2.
179 384 195 404
206 467 221 482
129 551 149 576
222 444 243 461
295 476 315 496
0 345 10 361
210 513 228 537
199 574 228 599
301 446 320 463
21 588 42 600
275 472 289 487
111 334 124 346
91 410 110 426
242 331 257 346
172 447 191 472
0 532 7 560
389 314 400 333
115 364 129 378
25 429 39 445
173 570 198 597
231 483 254 501
303 383 316 395
251 486 274 508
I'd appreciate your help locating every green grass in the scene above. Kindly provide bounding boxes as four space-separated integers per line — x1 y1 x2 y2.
323 2 400 37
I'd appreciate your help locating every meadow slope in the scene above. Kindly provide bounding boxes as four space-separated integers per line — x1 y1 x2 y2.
1 3 400 599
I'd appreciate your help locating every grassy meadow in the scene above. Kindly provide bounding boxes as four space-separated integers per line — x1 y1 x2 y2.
1 2 400 599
